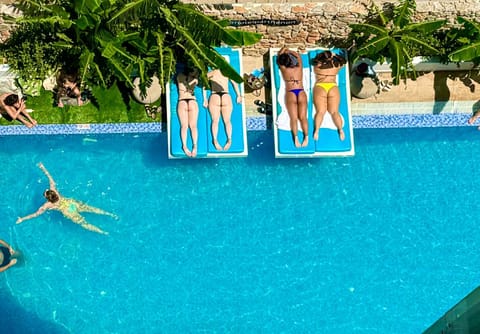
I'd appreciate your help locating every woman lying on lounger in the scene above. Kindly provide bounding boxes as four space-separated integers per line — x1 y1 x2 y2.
177 66 199 157
203 62 242 151
16 163 118 235
277 46 309 148
312 50 346 141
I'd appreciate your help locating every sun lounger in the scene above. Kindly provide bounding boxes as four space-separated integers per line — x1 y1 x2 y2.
270 47 355 158
167 47 248 159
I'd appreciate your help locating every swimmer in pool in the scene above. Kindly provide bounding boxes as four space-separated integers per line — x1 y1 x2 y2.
0 239 19 273
16 163 118 235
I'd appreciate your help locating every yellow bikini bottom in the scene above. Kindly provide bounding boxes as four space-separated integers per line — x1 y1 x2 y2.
315 82 337 93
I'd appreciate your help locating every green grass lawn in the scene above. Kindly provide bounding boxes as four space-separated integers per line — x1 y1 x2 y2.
0 83 162 126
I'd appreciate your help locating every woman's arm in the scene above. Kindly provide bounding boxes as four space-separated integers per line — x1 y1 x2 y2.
230 79 243 104
0 239 13 252
0 258 17 272
16 203 51 224
37 162 57 190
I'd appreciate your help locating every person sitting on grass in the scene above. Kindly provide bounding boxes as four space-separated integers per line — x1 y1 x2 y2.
0 239 20 273
57 71 88 108
16 162 118 235
0 93 37 128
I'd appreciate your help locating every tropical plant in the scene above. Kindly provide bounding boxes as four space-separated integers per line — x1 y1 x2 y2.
1 0 262 97
348 0 446 84
445 17 480 64
0 22 65 95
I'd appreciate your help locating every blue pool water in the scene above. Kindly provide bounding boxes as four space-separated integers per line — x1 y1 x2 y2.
1 128 479 333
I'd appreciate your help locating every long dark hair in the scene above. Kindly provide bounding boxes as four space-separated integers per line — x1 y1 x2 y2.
44 189 60 203
312 51 346 67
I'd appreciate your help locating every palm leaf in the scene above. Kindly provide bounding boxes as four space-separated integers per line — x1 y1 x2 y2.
349 23 388 37
353 35 390 59
388 41 405 85
457 16 480 35
401 35 441 54
449 41 480 62
393 0 415 28
371 2 388 26
402 20 446 34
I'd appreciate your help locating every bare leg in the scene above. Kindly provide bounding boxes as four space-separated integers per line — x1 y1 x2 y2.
208 94 223 150
220 94 233 150
65 212 109 235
297 91 309 147
188 100 199 157
313 85 328 141
326 87 345 141
16 115 34 128
285 91 301 148
76 201 118 219
177 100 191 157
20 111 37 126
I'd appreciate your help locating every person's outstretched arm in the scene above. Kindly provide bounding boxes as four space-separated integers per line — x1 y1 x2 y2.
0 239 13 253
38 162 57 191
16 203 52 224
0 258 17 272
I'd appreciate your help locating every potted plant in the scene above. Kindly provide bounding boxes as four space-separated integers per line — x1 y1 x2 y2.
348 0 446 85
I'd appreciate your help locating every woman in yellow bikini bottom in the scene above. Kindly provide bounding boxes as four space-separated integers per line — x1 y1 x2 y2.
315 82 337 94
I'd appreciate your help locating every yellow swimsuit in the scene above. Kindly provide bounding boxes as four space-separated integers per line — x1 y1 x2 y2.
58 198 78 213
316 82 337 93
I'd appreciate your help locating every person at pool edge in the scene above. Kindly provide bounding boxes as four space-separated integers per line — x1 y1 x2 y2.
0 93 37 128
203 63 242 151
0 239 19 273
276 46 309 148
16 163 118 235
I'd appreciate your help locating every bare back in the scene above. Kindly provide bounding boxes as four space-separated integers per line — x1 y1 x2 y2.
177 72 197 100
208 70 229 92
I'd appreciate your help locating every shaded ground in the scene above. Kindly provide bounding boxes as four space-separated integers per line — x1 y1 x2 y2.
354 70 480 104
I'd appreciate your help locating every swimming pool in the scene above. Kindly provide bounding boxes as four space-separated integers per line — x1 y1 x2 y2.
1 127 479 333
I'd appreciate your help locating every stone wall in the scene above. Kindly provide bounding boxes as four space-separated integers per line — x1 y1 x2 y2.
191 0 480 57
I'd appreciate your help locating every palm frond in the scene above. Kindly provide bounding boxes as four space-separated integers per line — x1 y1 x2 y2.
393 0 415 28
449 42 480 62
349 23 388 37
402 20 446 34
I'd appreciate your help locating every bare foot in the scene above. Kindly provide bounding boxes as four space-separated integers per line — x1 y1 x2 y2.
182 145 192 157
313 130 319 141
213 139 222 150
468 114 479 124
191 145 197 158
338 129 345 141
301 135 309 147
25 122 34 128
223 138 232 151
294 136 301 148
